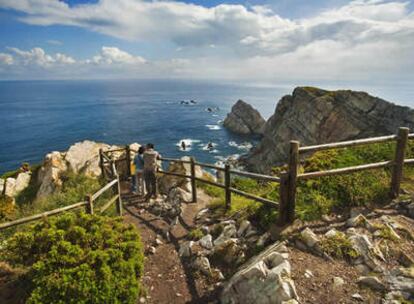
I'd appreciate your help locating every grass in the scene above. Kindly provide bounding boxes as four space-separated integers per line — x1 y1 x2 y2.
199 140 414 229
319 232 360 260
188 228 204 240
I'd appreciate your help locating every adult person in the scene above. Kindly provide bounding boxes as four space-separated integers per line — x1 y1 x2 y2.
143 143 161 200
131 146 145 195
181 141 186 151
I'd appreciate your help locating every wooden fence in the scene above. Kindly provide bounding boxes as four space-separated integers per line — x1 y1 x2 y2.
120 127 414 226
0 163 123 231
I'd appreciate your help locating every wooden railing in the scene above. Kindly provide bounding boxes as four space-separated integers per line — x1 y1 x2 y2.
0 163 123 231
158 157 280 211
102 126 414 226
278 127 413 224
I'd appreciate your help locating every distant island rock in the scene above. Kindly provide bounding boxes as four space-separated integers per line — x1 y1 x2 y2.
246 86 414 173
223 100 266 135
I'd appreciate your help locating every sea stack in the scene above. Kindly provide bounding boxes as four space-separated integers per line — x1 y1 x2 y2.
223 100 266 135
246 87 414 173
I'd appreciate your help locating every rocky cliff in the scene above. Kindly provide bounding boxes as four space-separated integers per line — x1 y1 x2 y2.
246 87 414 173
223 100 266 135
1 140 139 202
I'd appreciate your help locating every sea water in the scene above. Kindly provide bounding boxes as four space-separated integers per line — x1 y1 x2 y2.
1 79 413 174
0 79 288 174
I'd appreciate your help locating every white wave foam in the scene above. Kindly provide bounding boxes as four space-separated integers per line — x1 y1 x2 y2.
228 141 253 151
206 124 221 130
176 138 201 151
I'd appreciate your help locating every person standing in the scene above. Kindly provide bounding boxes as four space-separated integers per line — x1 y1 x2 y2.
143 143 161 200
132 146 145 195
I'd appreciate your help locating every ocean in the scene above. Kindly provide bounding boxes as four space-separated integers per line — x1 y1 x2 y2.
1 79 413 175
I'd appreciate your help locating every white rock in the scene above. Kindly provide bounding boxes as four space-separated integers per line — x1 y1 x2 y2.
15 172 31 195
37 151 67 198
300 228 319 248
347 214 373 230
193 256 211 276
214 223 237 246
221 242 298 304
0 178 4 194
4 178 16 198
65 140 110 177
257 232 271 247
179 241 194 257
351 293 364 301
357 276 386 291
237 220 251 237
332 277 345 289
304 269 314 279
199 234 213 250
325 228 340 238
148 246 156 254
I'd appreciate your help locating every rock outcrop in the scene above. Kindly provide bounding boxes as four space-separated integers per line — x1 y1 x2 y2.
36 140 139 199
246 87 414 173
221 242 298 304
223 100 266 135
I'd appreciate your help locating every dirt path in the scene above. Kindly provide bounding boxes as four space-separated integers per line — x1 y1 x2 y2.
122 190 215 304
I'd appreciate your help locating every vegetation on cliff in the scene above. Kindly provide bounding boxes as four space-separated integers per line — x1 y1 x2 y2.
0 213 144 304
201 141 414 229
0 170 113 226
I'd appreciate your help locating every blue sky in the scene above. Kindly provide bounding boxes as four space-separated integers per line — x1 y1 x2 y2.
0 0 413 83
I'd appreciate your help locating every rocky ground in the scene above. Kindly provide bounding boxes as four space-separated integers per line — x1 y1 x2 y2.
120 178 414 304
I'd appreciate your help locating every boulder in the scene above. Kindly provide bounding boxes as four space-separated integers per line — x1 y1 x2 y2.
193 256 211 276
179 241 194 257
357 276 386 291
214 223 237 246
65 140 111 177
199 234 213 250
213 239 244 265
223 100 266 135
159 156 203 194
36 151 67 199
221 242 298 304
0 178 4 195
14 172 31 195
349 234 384 271
246 87 414 173
4 178 16 198
300 228 319 248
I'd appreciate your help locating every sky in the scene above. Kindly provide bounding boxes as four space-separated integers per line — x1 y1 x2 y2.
0 0 413 84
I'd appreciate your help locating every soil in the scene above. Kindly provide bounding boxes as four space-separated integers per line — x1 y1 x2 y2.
122 190 219 304
290 247 382 304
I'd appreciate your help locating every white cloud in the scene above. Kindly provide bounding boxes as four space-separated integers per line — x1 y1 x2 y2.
88 46 146 65
0 53 13 65
0 0 412 82
5 47 76 66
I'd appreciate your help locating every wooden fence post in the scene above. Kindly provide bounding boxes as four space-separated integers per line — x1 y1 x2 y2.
116 174 123 216
225 163 231 210
286 141 300 223
125 145 131 178
390 127 409 198
86 194 94 215
190 157 197 203
99 149 106 180
278 172 289 225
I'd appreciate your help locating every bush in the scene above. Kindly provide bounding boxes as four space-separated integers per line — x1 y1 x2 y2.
319 233 360 260
0 213 144 304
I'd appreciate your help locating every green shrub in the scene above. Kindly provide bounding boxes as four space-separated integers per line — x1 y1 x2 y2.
14 171 112 220
0 213 144 304
319 233 359 260
188 228 204 240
